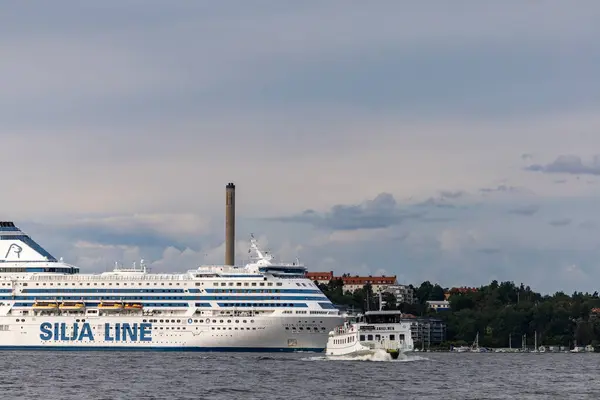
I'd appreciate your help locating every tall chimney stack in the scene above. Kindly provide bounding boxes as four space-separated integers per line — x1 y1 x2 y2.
225 182 235 265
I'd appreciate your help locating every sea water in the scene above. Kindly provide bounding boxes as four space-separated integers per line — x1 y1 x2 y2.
1 351 598 399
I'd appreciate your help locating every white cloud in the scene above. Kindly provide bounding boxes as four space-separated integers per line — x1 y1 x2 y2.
439 229 478 254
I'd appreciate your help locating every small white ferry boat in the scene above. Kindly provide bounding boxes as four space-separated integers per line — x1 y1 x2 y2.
325 310 414 359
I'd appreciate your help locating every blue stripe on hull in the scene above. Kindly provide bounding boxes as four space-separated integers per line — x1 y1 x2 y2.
0 346 324 352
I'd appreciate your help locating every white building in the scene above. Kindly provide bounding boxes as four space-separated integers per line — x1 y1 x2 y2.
426 300 450 311
383 284 416 304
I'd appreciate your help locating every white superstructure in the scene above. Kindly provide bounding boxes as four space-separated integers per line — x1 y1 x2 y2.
325 311 414 359
0 222 342 351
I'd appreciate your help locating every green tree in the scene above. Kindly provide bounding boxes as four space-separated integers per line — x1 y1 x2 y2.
318 277 600 347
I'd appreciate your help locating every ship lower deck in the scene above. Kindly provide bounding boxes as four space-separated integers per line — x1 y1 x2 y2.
0 313 343 352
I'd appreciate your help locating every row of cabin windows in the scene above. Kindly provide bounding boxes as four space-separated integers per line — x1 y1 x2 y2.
285 326 325 331
359 334 403 341
213 289 286 294
334 336 356 345
0 268 75 273
212 327 256 331
2 281 292 287
142 319 256 324
212 282 282 287
1 282 184 287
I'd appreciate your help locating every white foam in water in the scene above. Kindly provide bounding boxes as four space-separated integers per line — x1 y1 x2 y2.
302 350 429 362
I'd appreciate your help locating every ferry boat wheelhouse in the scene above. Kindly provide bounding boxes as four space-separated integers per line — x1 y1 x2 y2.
0 222 343 351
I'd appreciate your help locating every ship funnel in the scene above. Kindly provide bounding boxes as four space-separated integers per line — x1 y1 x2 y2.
225 182 235 265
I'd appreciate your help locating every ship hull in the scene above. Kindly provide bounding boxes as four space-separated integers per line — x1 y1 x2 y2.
0 314 341 352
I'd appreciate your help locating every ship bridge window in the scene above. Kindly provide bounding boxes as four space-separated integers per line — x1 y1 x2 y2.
267 283 273 286
251 283 256 286
276 283 282 286
259 283 264 286
244 283 249 286
236 282 241 286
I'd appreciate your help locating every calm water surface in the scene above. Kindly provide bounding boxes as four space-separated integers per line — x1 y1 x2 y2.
1 351 599 399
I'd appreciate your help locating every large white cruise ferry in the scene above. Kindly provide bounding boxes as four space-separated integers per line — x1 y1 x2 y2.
0 221 343 351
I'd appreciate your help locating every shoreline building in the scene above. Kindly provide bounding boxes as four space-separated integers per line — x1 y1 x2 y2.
401 314 447 347
306 272 397 293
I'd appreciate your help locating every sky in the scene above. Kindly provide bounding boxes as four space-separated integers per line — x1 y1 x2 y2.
1 1 600 294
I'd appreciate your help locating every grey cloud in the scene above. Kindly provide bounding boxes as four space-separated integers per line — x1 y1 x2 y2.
525 155 600 175
477 248 501 255
480 184 523 194
508 205 540 216
414 190 468 209
268 190 472 230
419 216 456 223
270 193 426 231
521 153 533 161
579 221 597 230
415 198 457 209
24 215 215 251
61 226 187 249
439 190 465 199
392 232 410 242
2 1 600 131
549 218 571 227
553 179 567 184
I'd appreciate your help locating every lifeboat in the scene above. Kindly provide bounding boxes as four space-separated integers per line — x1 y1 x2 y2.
33 301 59 310
123 303 143 309
98 301 123 309
59 302 85 310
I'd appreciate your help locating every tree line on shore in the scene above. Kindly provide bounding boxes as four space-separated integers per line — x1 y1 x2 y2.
318 278 600 348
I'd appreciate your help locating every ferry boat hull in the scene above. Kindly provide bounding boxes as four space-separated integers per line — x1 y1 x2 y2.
326 340 402 359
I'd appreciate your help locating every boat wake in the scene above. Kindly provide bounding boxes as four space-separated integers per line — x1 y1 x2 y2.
302 349 429 362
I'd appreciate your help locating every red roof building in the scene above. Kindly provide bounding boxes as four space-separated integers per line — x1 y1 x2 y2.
307 272 397 292
306 271 333 283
